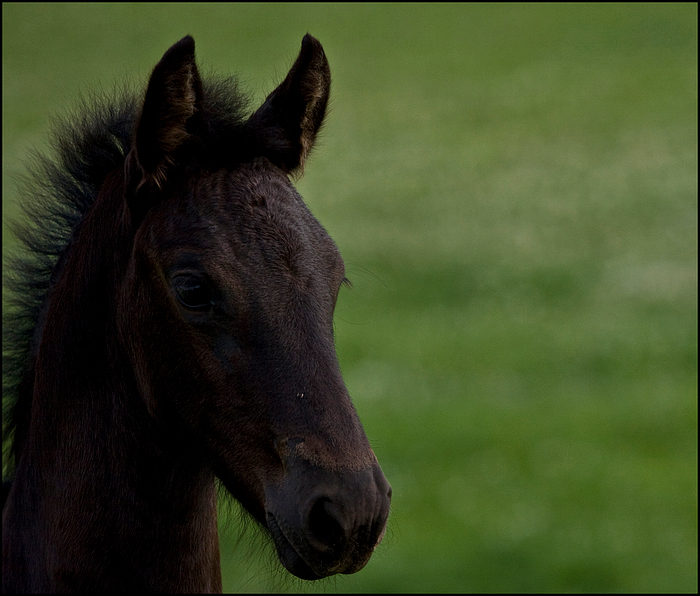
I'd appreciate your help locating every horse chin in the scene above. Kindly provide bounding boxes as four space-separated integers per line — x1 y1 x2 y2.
266 512 324 580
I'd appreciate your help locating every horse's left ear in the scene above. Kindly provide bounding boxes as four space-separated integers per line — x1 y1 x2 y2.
129 35 203 194
244 34 330 175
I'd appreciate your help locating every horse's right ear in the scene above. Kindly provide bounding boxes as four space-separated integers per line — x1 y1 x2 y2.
243 34 330 175
126 36 203 215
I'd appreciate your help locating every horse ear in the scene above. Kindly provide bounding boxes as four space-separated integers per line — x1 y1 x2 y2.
244 34 330 174
130 35 203 192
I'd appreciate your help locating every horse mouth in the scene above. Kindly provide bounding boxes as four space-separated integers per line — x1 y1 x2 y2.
266 512 324 580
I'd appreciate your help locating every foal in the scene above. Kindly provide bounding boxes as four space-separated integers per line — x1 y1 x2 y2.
3 35 391 593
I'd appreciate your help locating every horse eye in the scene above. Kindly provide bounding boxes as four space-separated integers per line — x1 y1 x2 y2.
174 278 213 311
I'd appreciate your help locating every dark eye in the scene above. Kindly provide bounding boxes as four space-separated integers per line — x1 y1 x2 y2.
174 277 213 311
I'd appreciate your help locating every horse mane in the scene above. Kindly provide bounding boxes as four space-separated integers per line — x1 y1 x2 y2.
2 74 250 479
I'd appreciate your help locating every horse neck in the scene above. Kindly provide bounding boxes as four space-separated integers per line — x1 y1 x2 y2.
4 183 222 593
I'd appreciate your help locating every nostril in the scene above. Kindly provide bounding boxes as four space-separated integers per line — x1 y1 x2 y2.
307 497 345 554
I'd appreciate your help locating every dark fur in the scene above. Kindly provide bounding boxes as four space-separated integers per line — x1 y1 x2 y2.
3 80 247 477
2 35 390 593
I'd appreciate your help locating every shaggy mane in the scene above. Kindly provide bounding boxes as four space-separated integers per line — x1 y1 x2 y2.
2 75 250 478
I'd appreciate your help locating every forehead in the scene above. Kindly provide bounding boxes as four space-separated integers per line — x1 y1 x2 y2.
144 159 342 276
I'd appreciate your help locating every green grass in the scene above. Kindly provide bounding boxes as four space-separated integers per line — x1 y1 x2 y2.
3 3 697 593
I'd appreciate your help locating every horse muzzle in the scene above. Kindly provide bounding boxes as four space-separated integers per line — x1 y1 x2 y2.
264 455 392 580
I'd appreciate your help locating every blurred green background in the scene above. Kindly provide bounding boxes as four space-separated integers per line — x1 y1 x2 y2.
3 3 697 593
